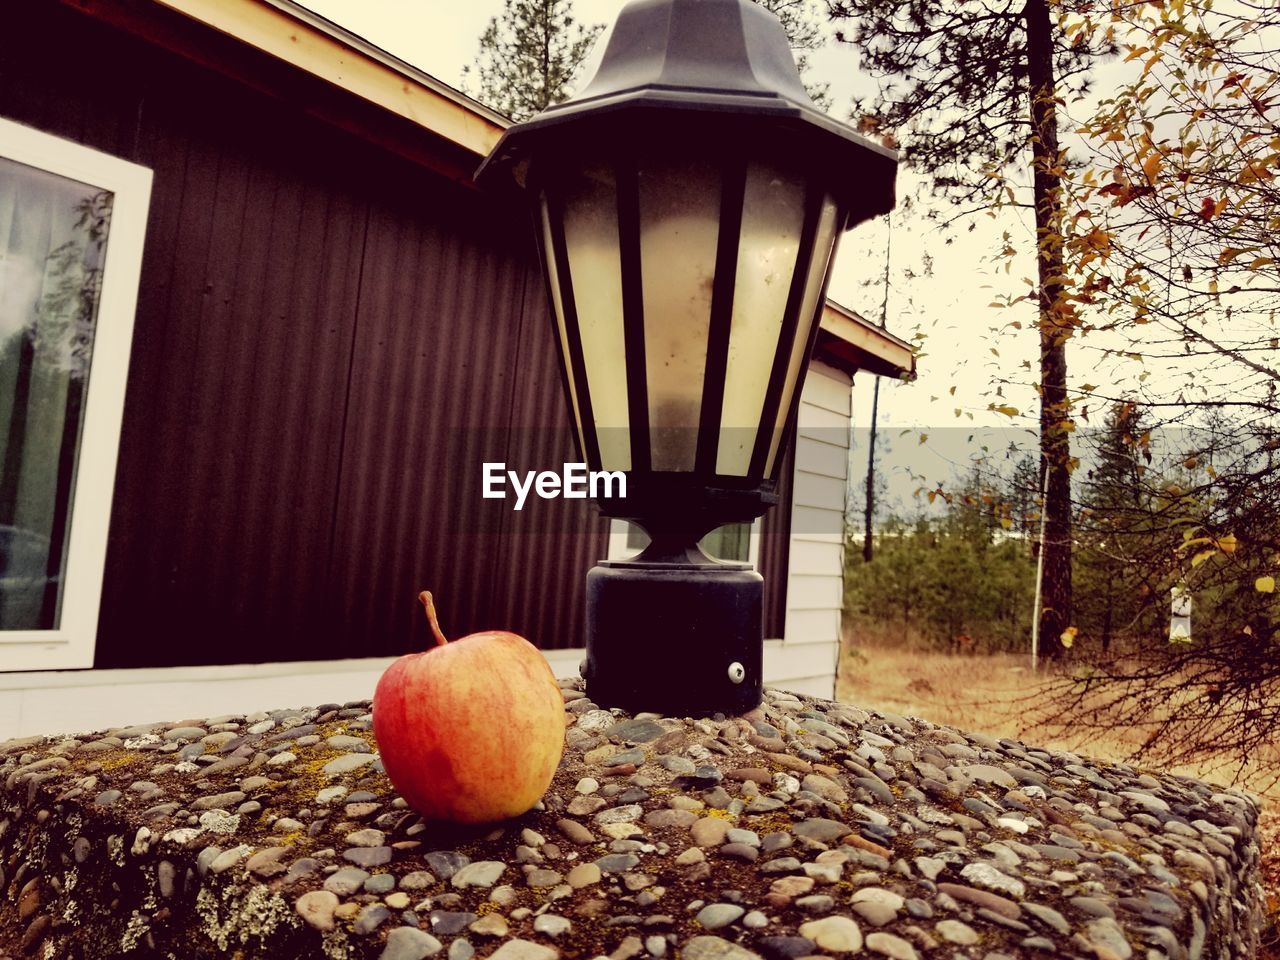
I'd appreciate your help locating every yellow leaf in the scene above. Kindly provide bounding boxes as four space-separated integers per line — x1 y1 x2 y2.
1142 150 1163 183
918 433 929 445
1249 257 1275 270
1191 549 1217 568
1000 517 1013 530
1218 247 1244 264
1060 626 1078 648
1217 533 1238 554
1256 576 1276 593
994 404 1020 417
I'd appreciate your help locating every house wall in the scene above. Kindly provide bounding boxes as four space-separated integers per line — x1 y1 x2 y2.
776 360 853 697
0 2 798 674
0 2 610 667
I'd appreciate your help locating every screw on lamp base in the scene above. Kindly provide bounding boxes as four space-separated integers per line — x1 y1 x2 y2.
584 551 763 718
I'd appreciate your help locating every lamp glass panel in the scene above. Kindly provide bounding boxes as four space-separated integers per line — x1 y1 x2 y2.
716 160 806 477
766 195 840 474
539 194 587 459
561 163 630 471
638 156 721 472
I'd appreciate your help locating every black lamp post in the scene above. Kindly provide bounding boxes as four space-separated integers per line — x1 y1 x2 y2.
477 0 897 717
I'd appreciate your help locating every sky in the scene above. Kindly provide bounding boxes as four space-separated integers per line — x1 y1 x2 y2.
300 0 1056 503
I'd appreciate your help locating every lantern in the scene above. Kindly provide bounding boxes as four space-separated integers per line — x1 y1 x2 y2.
477 0 897 715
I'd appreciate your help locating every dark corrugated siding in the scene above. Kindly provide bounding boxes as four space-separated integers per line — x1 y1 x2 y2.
491 284 612 650
1 3 608 667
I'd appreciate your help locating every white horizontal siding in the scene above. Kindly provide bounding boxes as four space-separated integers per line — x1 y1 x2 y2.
784 607 841 643
786 573 843 611
794 435 849 480
789 539 844 576
0 658 400 740
793 471 847 511
796 402 850 439
778 674 839 698
776 361 852 698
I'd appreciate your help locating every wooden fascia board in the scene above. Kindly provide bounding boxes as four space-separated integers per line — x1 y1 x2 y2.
819 303 915 379
149 0 504 159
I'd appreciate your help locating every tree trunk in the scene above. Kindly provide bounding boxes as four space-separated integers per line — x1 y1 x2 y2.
863 228 891 563
1025 0 1072 659
1101 592 1112 654
863 376 880 562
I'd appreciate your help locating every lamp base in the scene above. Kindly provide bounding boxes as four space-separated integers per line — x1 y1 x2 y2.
584 558 763 717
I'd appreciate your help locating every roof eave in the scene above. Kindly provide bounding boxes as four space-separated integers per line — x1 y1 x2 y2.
817 301 916 380
148 0 509 157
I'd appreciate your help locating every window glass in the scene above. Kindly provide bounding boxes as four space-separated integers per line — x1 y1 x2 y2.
0 158 112 630
624 520 752 563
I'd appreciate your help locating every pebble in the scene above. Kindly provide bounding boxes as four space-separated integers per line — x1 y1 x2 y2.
533 914 572 937
756 937 815 960
800 916 863 952
470 914 509 937
380 927 444 960
850 888 904 926
1085 917 1133 959
682 936 765 960
691 818 732 847
431 912 478 936
936 919 979 944
344 846 392 868
697 904 745 929
451 861 506 888
488 940 559 960
937 883 1022 920
1022 902 1070 935
323 753 378 776
556 819 595 845
354 903 390 934
364 874 396 895
566 863 601 888
960 862 1026 898
792 818 851 843
865 932 918 960
295 890 339 931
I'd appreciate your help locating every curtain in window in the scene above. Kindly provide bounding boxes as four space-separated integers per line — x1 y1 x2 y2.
0 157 112 630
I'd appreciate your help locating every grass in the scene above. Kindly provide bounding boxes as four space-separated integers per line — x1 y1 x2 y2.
834 630 1280 957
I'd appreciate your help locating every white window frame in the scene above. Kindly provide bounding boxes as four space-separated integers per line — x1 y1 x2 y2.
0 118 152 670
606 518 762 567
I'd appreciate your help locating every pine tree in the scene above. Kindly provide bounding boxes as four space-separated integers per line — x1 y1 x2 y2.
1075 402 1148 652
826 0 1115 658
465 0 603 122
755 0 832 110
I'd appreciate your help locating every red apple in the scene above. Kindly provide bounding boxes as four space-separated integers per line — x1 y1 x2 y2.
372 591 565 823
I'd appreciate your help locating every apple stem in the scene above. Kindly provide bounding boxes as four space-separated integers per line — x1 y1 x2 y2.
419 591 449 647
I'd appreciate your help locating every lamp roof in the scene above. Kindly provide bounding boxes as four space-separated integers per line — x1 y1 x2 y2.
475 0 897 226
